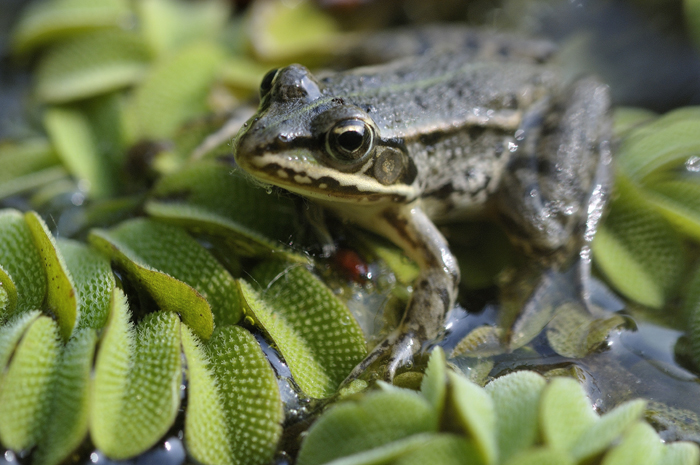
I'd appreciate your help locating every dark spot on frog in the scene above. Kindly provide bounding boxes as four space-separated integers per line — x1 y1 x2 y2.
465 34 480 50
331 97 346 105
498 45 511 58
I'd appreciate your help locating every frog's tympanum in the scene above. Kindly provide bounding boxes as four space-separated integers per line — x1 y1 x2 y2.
233 31 612 382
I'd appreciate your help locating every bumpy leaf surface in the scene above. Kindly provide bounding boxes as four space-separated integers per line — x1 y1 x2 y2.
35 329 97 465
241 260 366 398
89 218 230 337
92 297 182 460
0 316 60 451
0 209 46 319
146 160 302 259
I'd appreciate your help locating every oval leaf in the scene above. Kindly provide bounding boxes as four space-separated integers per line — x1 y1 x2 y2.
0 316 60 451
58 238 114 331
183 325 282 465
35 329 97 465
485 371 547 463
25 211 77 340
297 390 436 465
241 260 367 398
36 30 151 103
89 218 223 338
92 292 182 460
0 209 47 319
145 160 303 259
540 377 598 452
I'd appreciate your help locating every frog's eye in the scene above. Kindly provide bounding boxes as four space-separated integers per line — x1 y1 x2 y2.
259 68 279 98
325 119 373 164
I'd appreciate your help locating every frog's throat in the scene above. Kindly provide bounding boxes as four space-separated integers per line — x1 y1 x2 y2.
241 152 419 203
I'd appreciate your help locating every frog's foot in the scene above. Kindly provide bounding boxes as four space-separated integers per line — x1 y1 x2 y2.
342 330 419 386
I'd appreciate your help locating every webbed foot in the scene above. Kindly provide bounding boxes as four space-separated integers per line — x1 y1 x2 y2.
342 329 420 385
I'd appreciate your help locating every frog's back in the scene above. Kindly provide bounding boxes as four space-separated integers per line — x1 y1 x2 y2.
319 51 563 220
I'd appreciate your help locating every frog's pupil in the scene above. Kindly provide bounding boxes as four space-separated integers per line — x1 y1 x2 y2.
338 129 364 152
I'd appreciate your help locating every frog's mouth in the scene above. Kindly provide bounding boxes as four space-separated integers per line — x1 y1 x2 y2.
238 151 417 204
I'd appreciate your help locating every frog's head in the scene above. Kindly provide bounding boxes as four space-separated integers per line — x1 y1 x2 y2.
234 64 418 204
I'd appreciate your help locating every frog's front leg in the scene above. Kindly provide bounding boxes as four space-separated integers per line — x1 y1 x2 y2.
497 77 612 299
341 202 460 382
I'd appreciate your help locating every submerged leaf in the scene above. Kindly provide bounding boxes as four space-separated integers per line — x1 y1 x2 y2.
0 316 60 451
241 260 366 398
92 294 182 460
25 211 77 340
89 218 226 338
36 330 97 465
297 390 436 465
184 325 282 465
36 30 151 103
146 160 302 259
0 209 46 319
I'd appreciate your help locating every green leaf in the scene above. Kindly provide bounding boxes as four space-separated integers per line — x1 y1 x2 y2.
0 316 60 451
391 435 482 465
124 42 225 141
248 0 340 62
297 390 437 465
25 211 77 340
570 399 646 461
451 325 505 358
0 310 41 372
58 238 114 331
660 441 700 465
36 30 151 103
600 422 663 465
540 377 598 452
136 0 231 56
592 176 684 308
11 0 133 54
181 325 231 464
89 218 226 338
0 139 64 200
241 260 367 398
44 105 118 198
484 371 546 462
0 209 46 319
90 288 132 453
35 329 97 465
687 0 700 50
617 113 700 182
91 296 182 460
184 325 283 465
421 347 446 413
446 371 497 465
145 160 303 259
502 447 574 465
641 178 700 241
612 107 657 138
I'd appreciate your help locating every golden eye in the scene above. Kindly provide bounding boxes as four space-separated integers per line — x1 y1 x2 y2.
325 119 373 163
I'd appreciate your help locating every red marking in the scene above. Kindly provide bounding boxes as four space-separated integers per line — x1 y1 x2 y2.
334 249 369 283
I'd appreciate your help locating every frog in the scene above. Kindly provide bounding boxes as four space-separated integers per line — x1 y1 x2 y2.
233 29 612 382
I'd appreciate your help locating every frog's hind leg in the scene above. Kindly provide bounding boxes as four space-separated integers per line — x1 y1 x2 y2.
497 76 611 278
